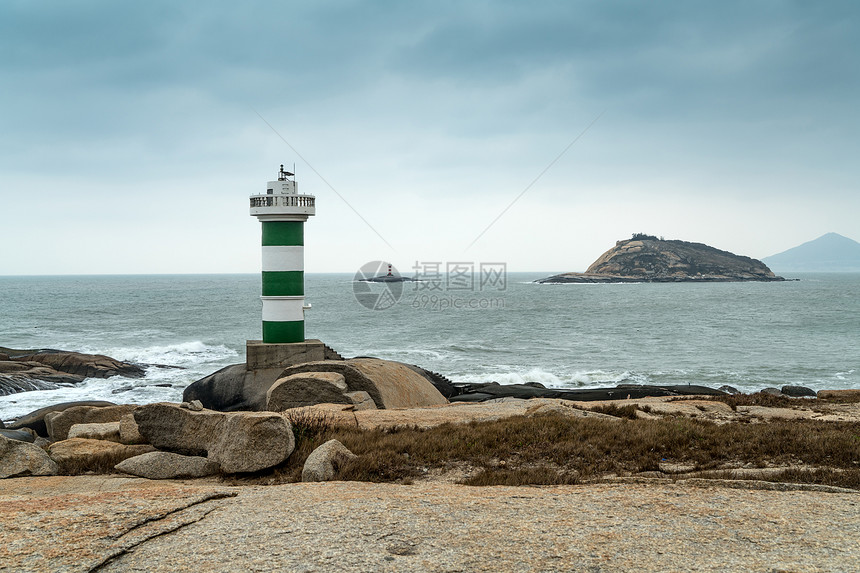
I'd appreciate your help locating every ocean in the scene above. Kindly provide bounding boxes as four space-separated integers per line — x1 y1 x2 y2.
1 272 858 422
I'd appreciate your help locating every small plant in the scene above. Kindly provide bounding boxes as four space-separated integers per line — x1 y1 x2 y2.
588 403 640 419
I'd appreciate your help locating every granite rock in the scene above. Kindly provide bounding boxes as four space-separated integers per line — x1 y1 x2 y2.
115 451 220 479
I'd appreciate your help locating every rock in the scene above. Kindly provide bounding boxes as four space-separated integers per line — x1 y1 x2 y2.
0 434 58 478
114 451 220 479
451 382 727 402
0 418 4 429
278 358 448 409
0 360 85 395
718 385 741 394
344 391 377 411
536 235 784 283
302 439 357 482
134 403 295 473
188 400 204 411
817 389 860 401
182 363 286 412
134 403 218 456
208 412 295 474
6 401 117 437
67 422 122 442
119 413 145 444
45 404 137 441
781 385 816 397
0 428 35 443
48 438 154 473
14 350 145 379
266 372 350 411
761 387 783 396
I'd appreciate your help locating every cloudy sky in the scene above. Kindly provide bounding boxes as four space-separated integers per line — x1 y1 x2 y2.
1 0 858 274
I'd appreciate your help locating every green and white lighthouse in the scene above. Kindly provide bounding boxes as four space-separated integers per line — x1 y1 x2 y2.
249 165 316 343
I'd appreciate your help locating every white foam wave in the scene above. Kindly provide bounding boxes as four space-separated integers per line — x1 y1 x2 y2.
104 341 239 367
452 368 650 389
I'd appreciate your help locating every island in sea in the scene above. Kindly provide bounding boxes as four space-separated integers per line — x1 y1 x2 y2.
537 233 784 283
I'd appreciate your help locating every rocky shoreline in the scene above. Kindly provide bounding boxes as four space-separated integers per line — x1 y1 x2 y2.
2 344 859 571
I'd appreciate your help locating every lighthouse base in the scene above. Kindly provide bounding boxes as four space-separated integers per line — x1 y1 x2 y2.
246 339 326 371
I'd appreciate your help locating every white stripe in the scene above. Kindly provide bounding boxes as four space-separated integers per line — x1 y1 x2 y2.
261 246 304 272
261 297 306 322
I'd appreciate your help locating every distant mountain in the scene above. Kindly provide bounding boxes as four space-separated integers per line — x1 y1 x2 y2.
762 233 860 272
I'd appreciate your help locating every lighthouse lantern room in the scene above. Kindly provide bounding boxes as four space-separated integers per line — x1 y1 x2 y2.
249 165 316 343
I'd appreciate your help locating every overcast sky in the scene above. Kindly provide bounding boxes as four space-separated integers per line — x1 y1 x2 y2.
1 0 858 274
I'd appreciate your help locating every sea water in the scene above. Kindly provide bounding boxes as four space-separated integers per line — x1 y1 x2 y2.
1 272 858 421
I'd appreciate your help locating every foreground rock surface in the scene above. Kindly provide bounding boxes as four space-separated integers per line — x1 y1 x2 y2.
537 235 784 283
3 476 855 573
134 403 295 473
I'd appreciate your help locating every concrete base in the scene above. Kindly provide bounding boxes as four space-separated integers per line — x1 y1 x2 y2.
246 339 326 371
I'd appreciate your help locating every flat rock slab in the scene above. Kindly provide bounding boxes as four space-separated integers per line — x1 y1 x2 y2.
0 475 236 572
284 398 619 430
90 480 860 572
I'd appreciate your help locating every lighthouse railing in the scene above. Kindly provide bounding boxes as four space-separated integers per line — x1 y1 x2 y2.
250 194 316 209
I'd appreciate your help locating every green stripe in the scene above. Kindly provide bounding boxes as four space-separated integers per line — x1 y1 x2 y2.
262 271 304 296
263 320 305 343
262 221 303 246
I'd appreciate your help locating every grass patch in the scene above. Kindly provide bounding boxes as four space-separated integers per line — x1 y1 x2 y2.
587 403 640 419
225 411 860 490
55 450 139 475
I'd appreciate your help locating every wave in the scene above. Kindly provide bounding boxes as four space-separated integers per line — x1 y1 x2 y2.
451 368 646 388
99 341 239 368
0 375 61 396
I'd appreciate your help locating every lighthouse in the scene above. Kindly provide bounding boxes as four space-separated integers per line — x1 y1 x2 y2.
249 165 315 343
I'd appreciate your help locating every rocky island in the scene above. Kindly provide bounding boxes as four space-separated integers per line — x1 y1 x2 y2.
538 234 785 283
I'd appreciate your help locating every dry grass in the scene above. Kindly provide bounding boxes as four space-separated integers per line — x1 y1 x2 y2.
586 403 641 419
229 411 860 490
689 391 860 411
56 450 137 475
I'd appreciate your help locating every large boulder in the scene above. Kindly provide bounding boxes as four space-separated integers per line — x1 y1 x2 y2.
817 389 860 401
115 451 220 479
266 372 355 411
781 385 816 397
277 358 448 409
6 401 117 437
302 439 357 482
182 364 285 412
185 359 451 412
48 438 155 473
45 404 136 441
0 434 58 478
134 403 295 473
